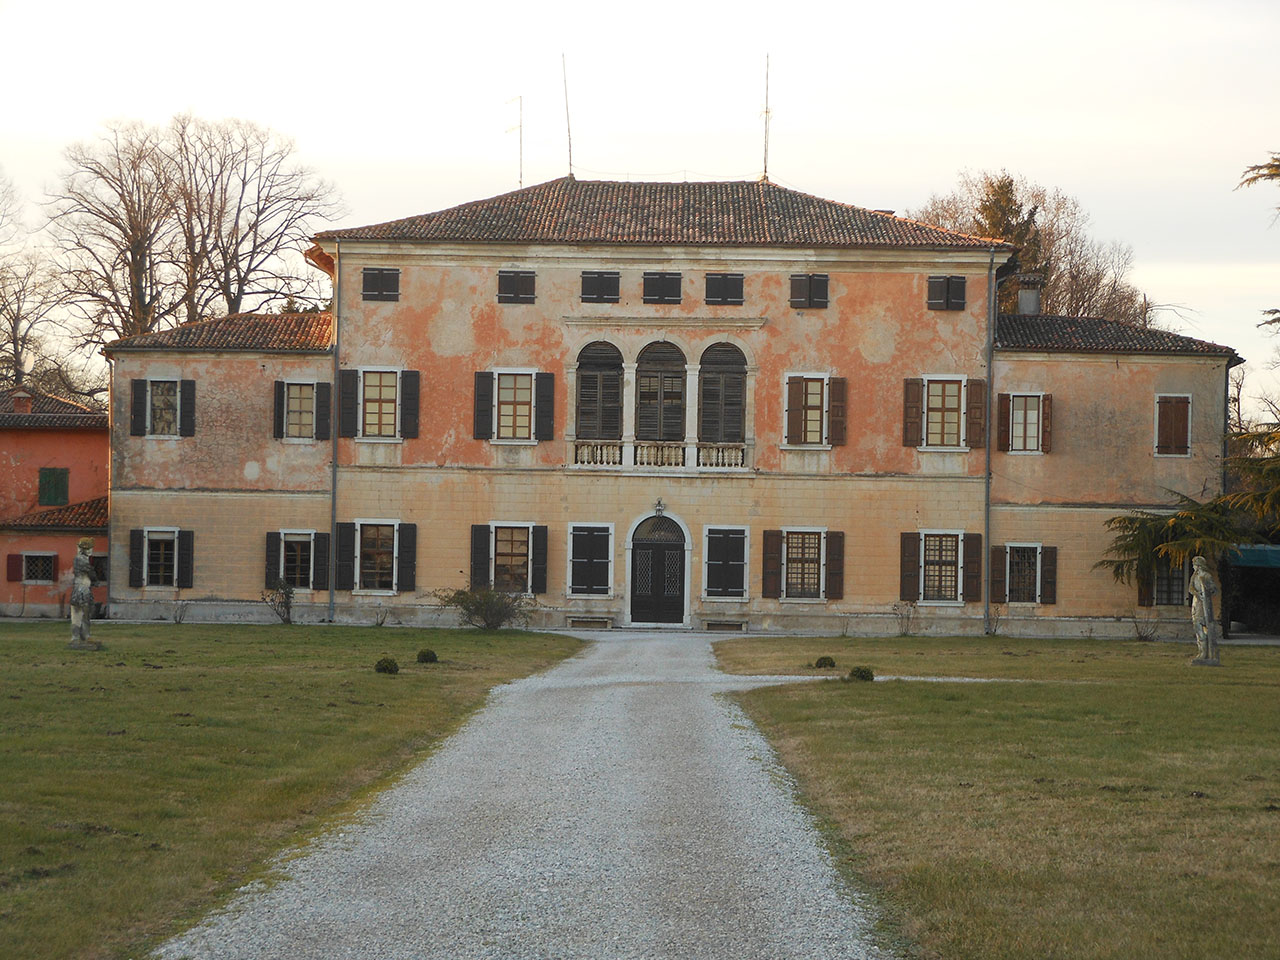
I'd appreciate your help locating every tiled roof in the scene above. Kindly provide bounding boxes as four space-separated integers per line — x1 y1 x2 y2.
0 388 108 430
0 496 108 532
316 177 1007 250
104 312 333 355
996 314 1241 362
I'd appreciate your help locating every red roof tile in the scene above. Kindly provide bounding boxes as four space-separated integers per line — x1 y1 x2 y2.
104 312 333 355
996 314 1241 362
0 496 108 532
316 177 1007 250
0 388 108 430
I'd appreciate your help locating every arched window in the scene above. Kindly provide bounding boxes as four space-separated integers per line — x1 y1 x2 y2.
636 342 686 442
698 343 746 443
575 342 623 439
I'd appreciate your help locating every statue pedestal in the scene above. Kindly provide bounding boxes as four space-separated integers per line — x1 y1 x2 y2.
67 639 103 651
1190 657 1220 667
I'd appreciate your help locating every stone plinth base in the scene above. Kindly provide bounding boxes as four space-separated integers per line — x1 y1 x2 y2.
1190 657 1220 667
67 639 104 651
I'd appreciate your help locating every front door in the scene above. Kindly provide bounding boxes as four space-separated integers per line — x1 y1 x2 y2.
630 516 685 624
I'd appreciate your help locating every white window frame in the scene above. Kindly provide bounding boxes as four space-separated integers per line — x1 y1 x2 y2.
780 372 832 450
702 525 750 601
918 529 965 606
490 521 535 595
283 380 319 443
490 367 540 445
780 526 827 602
146 379 181 438
1007 392 1045 455
353 518 399 596
1154 393 1192 459
278 529 317 592
356 367 402 443
143 526 180 588
566 522 614 598
21 551 57 584
1005 541 1043 604
919 374 969 452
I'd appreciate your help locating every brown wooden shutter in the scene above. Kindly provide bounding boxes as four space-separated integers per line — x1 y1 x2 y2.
966 379 986 448
273 381 285 438
786 378 804 444
176 530 194 588
312 532 330 590
900 532 920 601
474 372 494 440
828 378 847 446
535 373 554 441
1172 398 1189 454
903 379 923 446
400 371 420 439
810 275 829 308
315 382 332 441
1156 398 1173 454
129 529 144 587
6 554 21 581
927 276 947 309
997 393 1011 452
334 523 356 590
397 523 416 593
49 555 59 581
130 380 148 436
825 531 844 600
470 524 491 589
265 531 281 588
1040 394 1052 453
990 545 1007 603
179 380 196 437
762 530 783 598
947 276 967 310
789 275 809 308
962 532 982 603
1040 546 1057 604
531 525 548 594
338 370 359 437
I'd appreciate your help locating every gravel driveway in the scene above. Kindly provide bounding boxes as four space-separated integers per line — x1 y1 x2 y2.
155 631 891 960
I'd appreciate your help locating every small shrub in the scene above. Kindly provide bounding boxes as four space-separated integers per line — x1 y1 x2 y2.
260 577 294 625
1133 615 1159 642
891 601 917 636
417 648 438 664
814 655 836 669
847 665 875 682
431 587 533 630
374 657 399 675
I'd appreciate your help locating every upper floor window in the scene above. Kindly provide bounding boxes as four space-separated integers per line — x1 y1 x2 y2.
699 343 746 444
927 275 966 310
337 370 419 441
498 270 536 304
474 371 554 442
642 272 682 304
576 342 623 440
997 393 1052 453
784 374 846 447
789 274 829 309
129 379 195 437
903 377 985 450
704 273 744 306
273 381 332 441
635 342 686 441
362 371 399 438
362 268 399 302
496 372 534 440
38 467 69 506
1155 395 1190 456
581 271 620 304
926 379 963 447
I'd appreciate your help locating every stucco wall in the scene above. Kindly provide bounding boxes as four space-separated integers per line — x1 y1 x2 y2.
0 427 107 520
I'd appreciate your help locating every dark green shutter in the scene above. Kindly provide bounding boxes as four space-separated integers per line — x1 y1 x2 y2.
129 530 144 587
810 274 828 308
947 276 966 310
397 523 416 593
962 533 982 603
470 524 491 589
265 531 281 588
474 373 494 440
177 530 194 588
400 370 420 439
927 276 947 310
179 380 196 436
315 382 332 441
130 380 147 435
338 370 359 437
900 533 920 601
790 275 809 308
535 373 554 441
990 545 1007 603
312 532 330 590
334 523 356 590
762 530 783 599
531 525 548 594
1040 546 1057 604
273 381 285 438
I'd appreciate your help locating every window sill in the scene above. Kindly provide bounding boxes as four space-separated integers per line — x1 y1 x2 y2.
702 595 748 602
144 434 181 440
1153 452 1192 459
355 436 402 444
22 580 54 586
1005 449 1044 456
490 438 539 446
917 600 964 607
282 437 318 444
781 597 827 604
780 444 832 452
569 592 615 600
353 589 397 596
917 445 969 453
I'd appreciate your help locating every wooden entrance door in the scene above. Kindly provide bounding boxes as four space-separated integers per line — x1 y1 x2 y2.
630 516 685 624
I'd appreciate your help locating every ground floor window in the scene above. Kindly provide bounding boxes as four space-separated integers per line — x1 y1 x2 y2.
705 527 747 598
359 523 396 591
146 531 176 586
283 533 313 588
1154 556 1187 606
569 525 611 595
922 533 960 601
494 526 531 592
23 553 55 583
784 530 823 599
1007 545 1040 603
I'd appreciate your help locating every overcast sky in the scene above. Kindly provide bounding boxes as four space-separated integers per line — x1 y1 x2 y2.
3 0 1277 409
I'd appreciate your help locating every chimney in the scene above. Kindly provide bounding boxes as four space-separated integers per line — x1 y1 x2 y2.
1016 274 1044 316
11 389 32 415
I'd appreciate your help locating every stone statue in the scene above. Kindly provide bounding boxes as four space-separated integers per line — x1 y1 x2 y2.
1188 555 1220 666
68 537 101 650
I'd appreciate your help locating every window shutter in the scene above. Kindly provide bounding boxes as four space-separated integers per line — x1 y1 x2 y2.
828 377 847 446
400 371 420 439
397 523 416 593
37 469 52 505
900 532 920 601
6 554 21 582
705 529 727 596
825 531 844 600
762 530 783 599
129 530 144 587
635 374 661 441
990 545 1007 603
334 523 356 590
997 394 1011 452
338 370 359 438
312 532 330 590
1173 398 1189 454
470 524 491 589
518 271 535 302
705 274 721 304
130 380 148 436
535 372 555 441
1040 546 1057 604
927 276 947 310
315 382 332 441
273 381 285 439
786 377 804 445
49 555 59 581
789 275 809 308
1137 573 1154 607
962 533 982 603
531 525 548 594
1041 394 1052 453
577 372 600 438
810 274 829 308
699 372 723 442
265 532 281 588
722 372 745 444
966 379 986 448
179 380 196 437
474 372 494 440
600 372 621 439
903 379 924 446
947 276 967 310
177 530 194 588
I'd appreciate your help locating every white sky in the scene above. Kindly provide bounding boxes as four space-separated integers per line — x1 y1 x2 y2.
2 0 1277 410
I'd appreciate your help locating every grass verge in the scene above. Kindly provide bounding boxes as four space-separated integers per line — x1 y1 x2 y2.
715 636 1280 960
0 621 580 960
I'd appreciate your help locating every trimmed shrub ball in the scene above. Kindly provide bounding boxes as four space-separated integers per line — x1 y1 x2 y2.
375 657 399 675
814 656 836 669
417 649 438 664
847 665 875 682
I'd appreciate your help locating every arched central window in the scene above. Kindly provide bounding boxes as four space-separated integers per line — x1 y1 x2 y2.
575 342 622 439
636 342 686 442
698 343 746 443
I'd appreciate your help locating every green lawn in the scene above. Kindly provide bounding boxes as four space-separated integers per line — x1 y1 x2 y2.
0 622 581 960
715 636 1280 960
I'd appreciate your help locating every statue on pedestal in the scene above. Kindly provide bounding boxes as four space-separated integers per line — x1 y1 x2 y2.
68 538 101 650
1188 555 1220 666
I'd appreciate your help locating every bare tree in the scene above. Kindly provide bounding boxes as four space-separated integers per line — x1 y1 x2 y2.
0 169 21 248
0 252 64 388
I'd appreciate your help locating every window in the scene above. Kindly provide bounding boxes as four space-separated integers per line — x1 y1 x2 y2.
1154 556 1187 606
362 268 399 301
23 553 55 583
496 372 534 440
475 371 552 442
130 379 195 437
922 533 960 601
785 532 822 598
470 523 547 594
1007 545 1039 602
761 529 844 601
704 527 746 598
927 275 966 310
699 344 747 444
900 531 980 604
1156 395 1190 456
38 467 69 506
359 523 396 591
146 530 176 587
127 528 192 589
494 526 530 592
926 380 962 447
274 381 330 441
635 343 686 441
266 531 329 591
581 271 620 303
704 273 744 306
90 554 108 584
338 370 416 440
903 377 985 449
497 270 535 304
991 543 1056 604
784 374 847 446
282 533 313 588
789 274 829 309
362 371 398 437
575 342 623 440
642 272 681 304
149 380 178 435
569 524 612 595
333 521 412 593
997 393 1052 453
